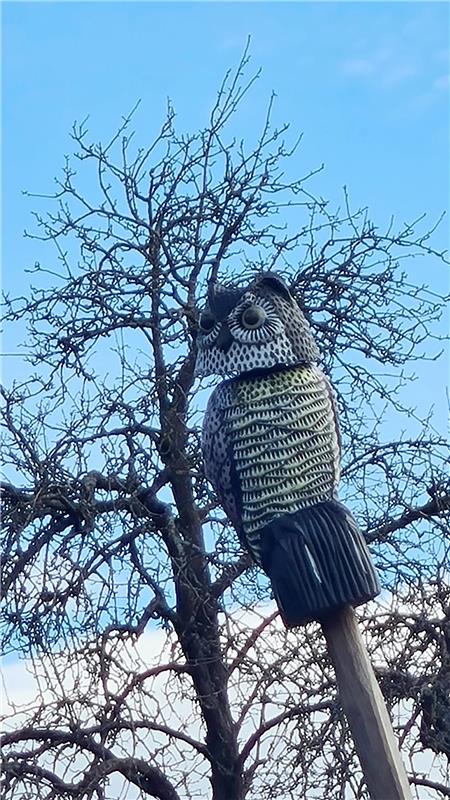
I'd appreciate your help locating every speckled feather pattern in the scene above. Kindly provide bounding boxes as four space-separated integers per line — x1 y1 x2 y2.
202 365 341 563
196 275 381 622
195 289 320 378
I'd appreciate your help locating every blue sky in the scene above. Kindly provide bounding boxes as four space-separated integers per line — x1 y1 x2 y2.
3 2 448 275
1 1 449 731
2 1 449 413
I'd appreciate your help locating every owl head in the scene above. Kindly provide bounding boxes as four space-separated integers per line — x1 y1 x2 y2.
194 272 320 377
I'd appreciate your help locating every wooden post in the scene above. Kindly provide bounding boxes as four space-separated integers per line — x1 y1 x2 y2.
322 605 412 800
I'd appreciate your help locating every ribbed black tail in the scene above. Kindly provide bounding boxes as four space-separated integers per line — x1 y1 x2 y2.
260 500 380 628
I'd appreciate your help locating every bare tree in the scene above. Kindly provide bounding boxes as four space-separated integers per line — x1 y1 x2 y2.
1 51 449 800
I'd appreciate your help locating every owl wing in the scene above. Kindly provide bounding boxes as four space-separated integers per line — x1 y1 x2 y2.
202 384 243 533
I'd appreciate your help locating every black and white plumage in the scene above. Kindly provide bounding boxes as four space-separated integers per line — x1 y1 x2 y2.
195 273 380 627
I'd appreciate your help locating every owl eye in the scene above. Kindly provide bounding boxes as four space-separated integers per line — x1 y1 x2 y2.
241 305 267 330
199 311 216 333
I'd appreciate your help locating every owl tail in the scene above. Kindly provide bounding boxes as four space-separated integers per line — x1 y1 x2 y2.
260 500 380 628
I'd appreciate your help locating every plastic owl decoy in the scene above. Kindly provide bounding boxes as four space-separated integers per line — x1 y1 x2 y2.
195 273 380 627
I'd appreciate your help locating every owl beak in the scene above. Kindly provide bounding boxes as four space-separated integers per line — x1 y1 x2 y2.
215 324 233 353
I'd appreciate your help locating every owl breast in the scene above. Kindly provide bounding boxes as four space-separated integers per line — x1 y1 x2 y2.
212 365 341 561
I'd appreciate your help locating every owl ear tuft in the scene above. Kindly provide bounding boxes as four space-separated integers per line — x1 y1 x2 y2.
207 283 242 318
253 272 293 302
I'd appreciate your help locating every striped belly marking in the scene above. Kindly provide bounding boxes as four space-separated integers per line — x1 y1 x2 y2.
222 366 340 552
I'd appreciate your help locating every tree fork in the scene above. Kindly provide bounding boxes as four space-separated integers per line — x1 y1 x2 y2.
322 605 412 800
170 528 243 800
